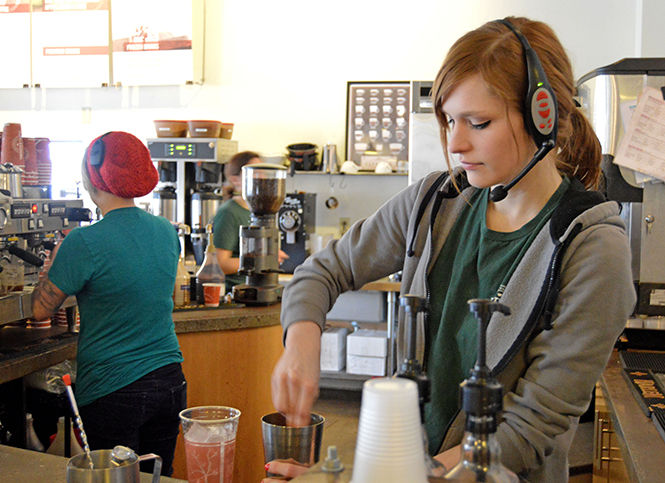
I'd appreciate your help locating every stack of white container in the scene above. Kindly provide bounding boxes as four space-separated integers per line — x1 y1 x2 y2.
320 327 388 376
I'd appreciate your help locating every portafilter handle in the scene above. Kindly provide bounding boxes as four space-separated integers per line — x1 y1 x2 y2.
7 244 44 267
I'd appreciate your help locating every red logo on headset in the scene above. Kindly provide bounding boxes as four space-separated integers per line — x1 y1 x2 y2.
531 87 555 135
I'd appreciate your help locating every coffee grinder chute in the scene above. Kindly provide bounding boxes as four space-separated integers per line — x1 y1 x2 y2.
232 163 287 305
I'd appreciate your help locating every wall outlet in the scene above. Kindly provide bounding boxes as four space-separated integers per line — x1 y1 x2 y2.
339 217 350 235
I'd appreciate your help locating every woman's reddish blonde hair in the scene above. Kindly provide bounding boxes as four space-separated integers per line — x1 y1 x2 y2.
432 17 601 189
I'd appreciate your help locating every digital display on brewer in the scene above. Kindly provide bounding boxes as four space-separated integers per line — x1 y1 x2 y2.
167 142 196 158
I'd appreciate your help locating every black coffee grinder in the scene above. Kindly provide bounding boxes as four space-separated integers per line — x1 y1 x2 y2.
278 192 316 273
233 163 287 305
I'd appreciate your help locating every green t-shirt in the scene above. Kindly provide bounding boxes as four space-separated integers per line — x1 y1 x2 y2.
424 177 570 453
48 207 183 407
212 199 250 290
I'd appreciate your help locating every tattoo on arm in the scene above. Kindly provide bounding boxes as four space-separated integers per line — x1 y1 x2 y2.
32 279 68 320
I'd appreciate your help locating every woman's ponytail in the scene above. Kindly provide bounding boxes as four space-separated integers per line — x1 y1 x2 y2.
557 107 602 190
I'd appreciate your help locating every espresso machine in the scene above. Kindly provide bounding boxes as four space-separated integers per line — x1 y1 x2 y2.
233 163 286 305
278 192 316 273
147 137 237 263
577 58 665 348
0 195 91 320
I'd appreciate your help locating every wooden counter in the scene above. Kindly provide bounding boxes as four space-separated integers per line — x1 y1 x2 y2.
0 304 280 385
0 303 283 483
173 303 281 333
171 303 283 483
599 351 665 483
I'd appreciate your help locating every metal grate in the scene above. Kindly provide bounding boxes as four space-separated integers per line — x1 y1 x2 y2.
619 350 665 372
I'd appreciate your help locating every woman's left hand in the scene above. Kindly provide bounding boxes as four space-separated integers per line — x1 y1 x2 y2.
261 459 309 482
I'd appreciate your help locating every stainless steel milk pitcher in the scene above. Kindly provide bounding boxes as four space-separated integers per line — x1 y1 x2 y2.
66 447 162 483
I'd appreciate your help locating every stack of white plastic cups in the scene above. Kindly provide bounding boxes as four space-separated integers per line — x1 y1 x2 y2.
351 377 428 483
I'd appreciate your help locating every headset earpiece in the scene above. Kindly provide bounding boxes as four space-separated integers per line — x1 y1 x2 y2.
88 132 112 167
499 19 558 148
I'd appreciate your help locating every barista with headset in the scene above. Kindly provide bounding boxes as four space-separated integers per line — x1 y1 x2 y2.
265 17 635 482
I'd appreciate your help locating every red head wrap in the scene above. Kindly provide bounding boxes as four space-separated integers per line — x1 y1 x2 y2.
85 131 158 198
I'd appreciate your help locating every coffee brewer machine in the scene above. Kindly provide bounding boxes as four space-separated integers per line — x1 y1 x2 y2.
278 192 316 273
577 58 665 347
147 137 237 263
233 163 286 305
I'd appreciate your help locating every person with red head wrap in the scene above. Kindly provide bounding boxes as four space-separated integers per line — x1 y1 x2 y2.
32 131 186 476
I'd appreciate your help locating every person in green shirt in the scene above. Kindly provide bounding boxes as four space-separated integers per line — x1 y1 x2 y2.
32 132 185 476
265 16 635 483
213 151 288 292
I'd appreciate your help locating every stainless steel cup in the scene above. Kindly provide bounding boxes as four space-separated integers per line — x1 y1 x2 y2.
261 412 324 476
66 449 162 483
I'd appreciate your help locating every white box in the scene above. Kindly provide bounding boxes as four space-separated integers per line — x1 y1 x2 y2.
346 329 388 357
346 354 386 376
320 327 349 372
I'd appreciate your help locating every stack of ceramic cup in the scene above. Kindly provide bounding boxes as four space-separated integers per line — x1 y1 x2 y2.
352 377 428 483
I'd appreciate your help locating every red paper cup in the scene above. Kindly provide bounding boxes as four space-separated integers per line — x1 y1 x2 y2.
202 283 223 307
1 123 23 167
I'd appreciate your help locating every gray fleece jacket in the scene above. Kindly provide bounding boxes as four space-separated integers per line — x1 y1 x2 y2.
281 170 636 482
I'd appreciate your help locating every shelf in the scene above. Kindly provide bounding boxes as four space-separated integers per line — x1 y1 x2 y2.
320 370 373 391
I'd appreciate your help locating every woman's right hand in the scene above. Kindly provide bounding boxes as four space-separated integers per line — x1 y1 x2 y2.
271 321 322 427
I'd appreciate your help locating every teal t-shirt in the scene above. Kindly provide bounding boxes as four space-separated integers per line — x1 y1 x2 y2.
48 207 183 407
424 177 570 453
212 199 250 290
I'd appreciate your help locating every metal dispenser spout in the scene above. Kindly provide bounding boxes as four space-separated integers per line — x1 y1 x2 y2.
442 299 518 482
397 294 430 420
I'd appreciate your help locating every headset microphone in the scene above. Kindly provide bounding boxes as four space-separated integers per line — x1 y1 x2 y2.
489 19 558 203
489 140 555 202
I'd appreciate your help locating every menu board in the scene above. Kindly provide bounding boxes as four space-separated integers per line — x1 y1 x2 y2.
0 1 32 87
346 81 410 169
32 1 110 87
112 0 193 86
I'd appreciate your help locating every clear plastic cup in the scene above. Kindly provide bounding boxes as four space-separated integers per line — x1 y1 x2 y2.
179 406 241 483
